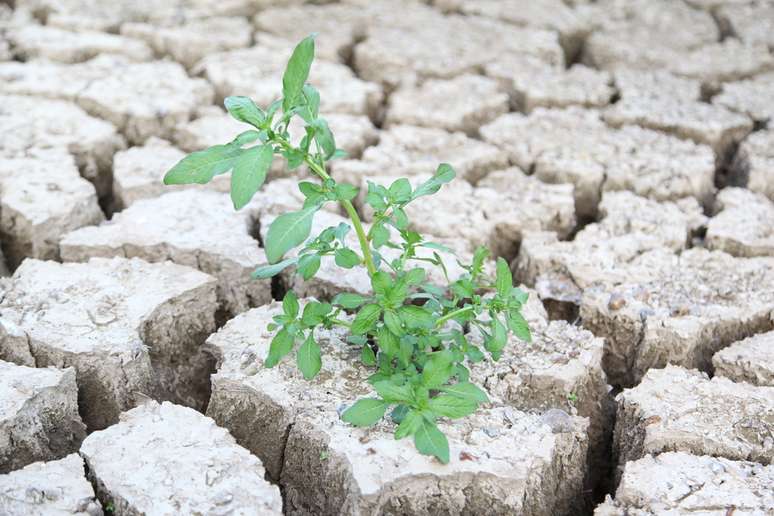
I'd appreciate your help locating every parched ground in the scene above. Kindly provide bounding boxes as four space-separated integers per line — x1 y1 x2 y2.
1 1 773 515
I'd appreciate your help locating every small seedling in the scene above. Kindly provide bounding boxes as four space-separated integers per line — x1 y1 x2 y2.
164 35 531 464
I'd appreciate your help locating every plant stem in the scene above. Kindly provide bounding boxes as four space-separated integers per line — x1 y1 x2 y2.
435 306 474 327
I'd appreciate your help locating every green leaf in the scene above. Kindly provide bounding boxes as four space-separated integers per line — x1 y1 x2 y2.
351 304 382 335
332 292 367 309
361 344 376 366
283 290 299 319
224 96 265 128
334 183 358 201
282 35 316 112
371 271 392 297
231 130 261 146
265 328 293 368
334 248 360 269
230 144 273 210
414 419 450 464
392 208 409 230
411 163 455 200
388 178 412 203
265 206 319 263
372 380 413 403
341 398 387 427
495 257 513 298
383 310 404 336
375 326 399 356
429 395 478 419
485 317 508 356
439 382 489 404
252 257 297 279
301 84 320 121
508 309 532 343
297 333 322 380
297 253 321 280
163 144 240 185
311 118 336 159
398 305 434 330
394 409 423 440
404 268 426 286
371 224 390 248
422 352 454 388
301 302 331 327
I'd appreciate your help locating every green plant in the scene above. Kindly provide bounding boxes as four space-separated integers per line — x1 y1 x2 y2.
164 35 531 463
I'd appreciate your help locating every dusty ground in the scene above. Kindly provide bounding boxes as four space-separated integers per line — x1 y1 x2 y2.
1 0 773 515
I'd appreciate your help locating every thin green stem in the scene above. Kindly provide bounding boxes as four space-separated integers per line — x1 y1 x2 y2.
435 306 473 328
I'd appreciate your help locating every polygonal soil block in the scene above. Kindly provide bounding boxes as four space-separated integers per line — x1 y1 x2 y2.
612 69 701 102
713 331 774 387
580 248 774 387
7 23 152 63
60 190 270 317
714 72 774 126
0 155 104 269
354 14 563 88
0 94 126 200
364 168 576 259
120 16 252 69
717 2 774 49
614 366 774 472
384 75 509 136
515 192 706 317
80 401 282 516
595 452 774 516
196 44 383 119
733 130 774 201
603 97 752 158
0 257 217 430
706 187 774 257
665 41 774 91
205 302 589 516
332 125 508 186
481 108 715 218
0 454 101 515
0 362 85 474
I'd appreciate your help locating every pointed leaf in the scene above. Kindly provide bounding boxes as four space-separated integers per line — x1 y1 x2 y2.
372 381 413 403
341 398 387 427
252 257 297 279
429 395 478 419
230 144 273 209
264 328 293 368
163 144 240 185
282 35 316 112
224 96 265 128
438 382 489 403
265 206 319 263
297 333 322 380
414 419 450 463
394 409 423 440
332 292 367 310
351 304 382 335
283 290 299 319
495 257 513 298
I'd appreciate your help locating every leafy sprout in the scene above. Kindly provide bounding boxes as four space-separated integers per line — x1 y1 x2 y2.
164 35 531 464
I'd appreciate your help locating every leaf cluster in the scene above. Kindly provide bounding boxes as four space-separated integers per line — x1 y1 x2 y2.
163 35 531 464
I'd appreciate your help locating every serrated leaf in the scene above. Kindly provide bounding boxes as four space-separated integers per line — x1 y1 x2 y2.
404 268 426 286
282 35 315 112
265 206 319 263
301 302 331 327
297 253 321 280
508 309 532 342
383 310 404 336
351 304 382 335
297 333 321 380
230 144 273 210
372 380 413 403
429 395 478 419
388 178 412 203
252 257 297 279
398 305 433 330
224 96 265 128
283 290 299 319
414 419 450 464
361 344 376 366
332 292 367 309
422 352 454 388
341 398 387 427
495 257 513 298
334 248 360 269
439 382 489 404
394 409 423 440
265 328 293 368
163 144 240 185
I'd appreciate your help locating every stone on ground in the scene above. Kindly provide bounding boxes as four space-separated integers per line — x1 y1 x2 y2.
80 401 282 516
7 23 152 63
60 190 271 316
481 108 716 218
580 248 774 386
0 258 217 430
717 2 774 49
706 187 774 257
516 192 705 319
205 302 589 516
76 59 214 145
0 94 126 200
120 16 252 69
384 74 509 136
613 365 774 470
713 331 774 387
196 45 383 119
0 155 104 269
713 72 774 126
612 69 701 102
111 138 229 210
0 362 85 474
734 130 774 201
333 125 508 185
602 97 752 158
595 452 774 515
0 454 101 515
